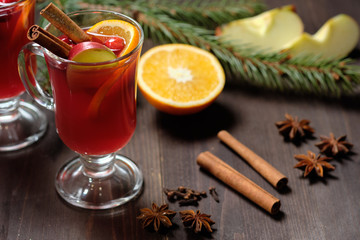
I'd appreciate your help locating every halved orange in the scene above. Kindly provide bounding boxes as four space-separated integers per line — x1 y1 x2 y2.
87 19 140 57
137 44 225 115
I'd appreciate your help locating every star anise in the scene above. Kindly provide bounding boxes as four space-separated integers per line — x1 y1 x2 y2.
179 210 215 233
137 203 176 232
294 150 335 177
275 113 315 140
315 133 353 156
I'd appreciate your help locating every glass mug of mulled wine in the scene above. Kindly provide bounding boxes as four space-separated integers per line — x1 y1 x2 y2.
0 0 47 151
18 9 144 209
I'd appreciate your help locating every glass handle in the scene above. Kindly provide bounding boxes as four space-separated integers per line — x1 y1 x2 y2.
18 42 54 111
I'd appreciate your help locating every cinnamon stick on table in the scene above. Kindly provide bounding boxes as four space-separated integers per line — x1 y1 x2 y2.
197 151 281 215
40 3 90 43
218 130 288 189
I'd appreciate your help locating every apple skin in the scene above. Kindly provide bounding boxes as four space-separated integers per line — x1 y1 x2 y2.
217 5 303 53
68 41 116 62
66 41 118 91
285 14 360 59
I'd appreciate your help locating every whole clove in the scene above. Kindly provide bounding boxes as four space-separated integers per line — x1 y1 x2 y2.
209 187 220 203
164 186 207 206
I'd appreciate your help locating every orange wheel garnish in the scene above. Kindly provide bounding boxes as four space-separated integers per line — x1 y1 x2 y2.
77 19 140 117
87 19 140 57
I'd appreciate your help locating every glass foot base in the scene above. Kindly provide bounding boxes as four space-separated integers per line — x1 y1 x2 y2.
0 101 47 151
55 154 143 210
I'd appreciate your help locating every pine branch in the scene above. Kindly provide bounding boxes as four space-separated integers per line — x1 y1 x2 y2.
76 0 265 29
223 43 360 95
58 0 360 96
140 0 266 28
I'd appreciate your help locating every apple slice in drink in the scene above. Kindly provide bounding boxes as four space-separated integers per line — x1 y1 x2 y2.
67 19 140 117
68 41 117 63
66 41 118 91
66 41 126 118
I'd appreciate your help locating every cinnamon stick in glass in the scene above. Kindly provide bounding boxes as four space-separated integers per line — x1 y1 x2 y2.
217 130 288 189
40 3 90 43
27 25 71 58
196 151 281 215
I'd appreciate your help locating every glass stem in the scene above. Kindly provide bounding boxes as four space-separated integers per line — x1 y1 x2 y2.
0 96 20 122
80 153 116 178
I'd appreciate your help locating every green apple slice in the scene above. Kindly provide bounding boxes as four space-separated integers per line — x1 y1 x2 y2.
285 14 360 59
66 41 118 91
68 41 116 63
217 5 304 52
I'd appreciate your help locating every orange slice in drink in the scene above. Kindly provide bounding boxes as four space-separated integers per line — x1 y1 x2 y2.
87 19 140 57
67 19 140 117
87 67 126 118
11 0 35 43
137 44 225 115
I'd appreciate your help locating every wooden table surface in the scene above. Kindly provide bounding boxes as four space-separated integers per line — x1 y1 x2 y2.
1 0 360 239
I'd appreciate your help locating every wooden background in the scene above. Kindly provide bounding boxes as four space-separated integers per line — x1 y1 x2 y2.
1 0 360 239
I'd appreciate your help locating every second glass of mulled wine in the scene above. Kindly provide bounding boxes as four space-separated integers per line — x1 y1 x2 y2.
0 0 47 151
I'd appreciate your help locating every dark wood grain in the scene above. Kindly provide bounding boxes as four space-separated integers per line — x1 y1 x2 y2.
1 0 360 239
